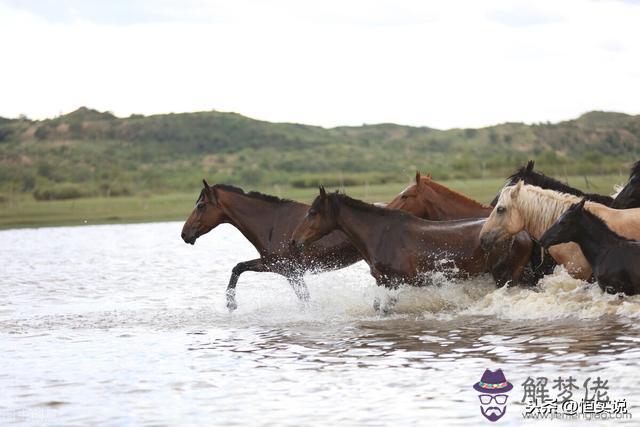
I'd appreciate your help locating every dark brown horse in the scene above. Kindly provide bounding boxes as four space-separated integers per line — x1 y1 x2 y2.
182 181 361 310
290 187 532 289
388 172 541 284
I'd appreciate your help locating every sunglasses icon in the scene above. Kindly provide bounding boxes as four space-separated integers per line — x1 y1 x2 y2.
479 394 509 405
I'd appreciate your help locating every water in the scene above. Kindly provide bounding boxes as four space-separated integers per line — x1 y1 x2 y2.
2 222 639 426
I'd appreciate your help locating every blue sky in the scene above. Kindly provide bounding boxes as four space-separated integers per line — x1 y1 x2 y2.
1 0 639 128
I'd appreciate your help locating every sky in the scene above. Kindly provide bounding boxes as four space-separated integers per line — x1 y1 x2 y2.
0 0 639 129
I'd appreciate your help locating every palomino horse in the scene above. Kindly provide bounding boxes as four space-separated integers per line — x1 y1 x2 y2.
611 160 640 208
182 181 361 310
480 181 640 280
540 200 640 296
490 160 614 207
290 187 533 288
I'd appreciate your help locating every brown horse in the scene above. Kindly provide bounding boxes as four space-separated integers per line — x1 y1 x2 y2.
387 172 493 219
290 187 532 289
182 181 361 310
387 172 540 284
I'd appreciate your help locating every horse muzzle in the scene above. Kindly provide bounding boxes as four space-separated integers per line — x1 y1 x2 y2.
480 231 499 251
181 232 196 245
289 238 304 251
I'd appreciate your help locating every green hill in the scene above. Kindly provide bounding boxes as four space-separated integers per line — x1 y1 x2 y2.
1 107 639 200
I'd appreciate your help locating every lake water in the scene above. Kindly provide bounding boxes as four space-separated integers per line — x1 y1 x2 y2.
2 222 639 426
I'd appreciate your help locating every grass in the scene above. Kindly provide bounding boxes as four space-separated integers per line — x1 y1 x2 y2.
0 174 625 230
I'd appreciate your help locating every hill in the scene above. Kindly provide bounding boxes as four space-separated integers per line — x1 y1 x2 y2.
0 108 639 200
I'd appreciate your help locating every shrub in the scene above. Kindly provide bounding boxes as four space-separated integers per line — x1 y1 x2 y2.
33 184 89 201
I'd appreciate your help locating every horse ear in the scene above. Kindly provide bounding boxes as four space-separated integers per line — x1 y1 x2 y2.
511 180 524 199
526 160 535 172
202 179 217 204
577 198 587 210
319 185 327 199
415 171 421 186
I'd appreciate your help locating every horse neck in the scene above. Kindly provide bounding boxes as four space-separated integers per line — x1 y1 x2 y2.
571 213 624 264
334 201 398 264
217 190 284 254
516 190 577 239
426 183 492 219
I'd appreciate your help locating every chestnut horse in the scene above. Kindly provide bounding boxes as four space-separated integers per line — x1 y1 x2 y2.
480 181 640 280
291 187 533 288
387 172 492 219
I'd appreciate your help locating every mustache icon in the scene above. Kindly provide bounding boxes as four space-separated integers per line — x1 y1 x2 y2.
482 406 504 415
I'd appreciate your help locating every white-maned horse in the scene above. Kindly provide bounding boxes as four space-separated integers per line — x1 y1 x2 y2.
479 181 640 280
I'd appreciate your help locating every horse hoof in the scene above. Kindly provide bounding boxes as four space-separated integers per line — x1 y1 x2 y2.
226 289 237 311
373 297 381 312
226 299 238 312
297 290 310 302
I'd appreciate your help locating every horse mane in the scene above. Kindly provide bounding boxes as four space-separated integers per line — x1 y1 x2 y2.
211 184 293 204
629 160 640 180
506 161 613 205
580 206 632 242
498 184 583 238
424 178 491 209
326 192 414 219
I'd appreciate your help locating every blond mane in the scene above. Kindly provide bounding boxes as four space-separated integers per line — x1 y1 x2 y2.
496 184 583 237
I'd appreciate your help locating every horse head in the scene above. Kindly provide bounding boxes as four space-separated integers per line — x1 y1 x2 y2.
387 171 438 218
181 179 229 244
480 181 527 250
290 186 338 249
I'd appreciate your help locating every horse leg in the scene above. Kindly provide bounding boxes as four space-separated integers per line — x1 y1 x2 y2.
225 258 272 311
287 276 310 302
488 233 533 287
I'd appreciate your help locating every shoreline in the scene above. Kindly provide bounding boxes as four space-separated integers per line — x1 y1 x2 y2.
0 175 623 230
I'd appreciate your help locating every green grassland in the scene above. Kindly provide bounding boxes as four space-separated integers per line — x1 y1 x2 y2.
0 174 624 229
0 107 638 229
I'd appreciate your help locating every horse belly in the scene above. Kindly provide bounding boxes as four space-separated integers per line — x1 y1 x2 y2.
417 247 485 278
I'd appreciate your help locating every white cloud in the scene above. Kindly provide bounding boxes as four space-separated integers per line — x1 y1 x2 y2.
0 0 639 128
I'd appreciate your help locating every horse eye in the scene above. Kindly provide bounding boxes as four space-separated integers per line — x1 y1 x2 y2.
497 206 506 214
401 195 408 200
308 210 317 217
197 203 206 211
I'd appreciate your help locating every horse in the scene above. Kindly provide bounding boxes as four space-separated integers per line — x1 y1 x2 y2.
181 180 361 310
540 199 640 296
290 187 533 290
479 181 640 280
388 172 544 284
489 160 614 207
611 160 640 209
181 178 528 310
387 171 493 219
